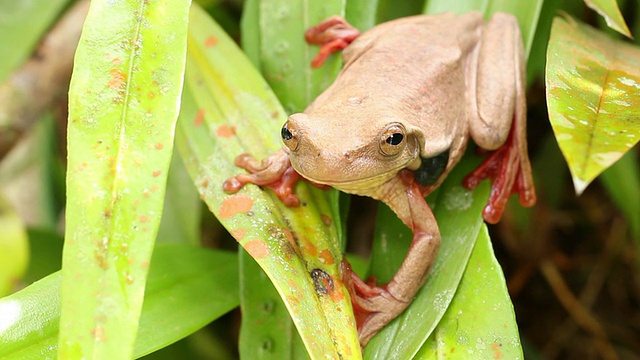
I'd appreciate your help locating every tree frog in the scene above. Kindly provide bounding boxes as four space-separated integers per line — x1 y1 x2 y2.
224 11 536 346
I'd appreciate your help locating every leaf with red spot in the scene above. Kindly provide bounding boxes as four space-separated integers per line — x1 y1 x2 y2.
175 4 360 359
60 0 191 358
547 15 640 194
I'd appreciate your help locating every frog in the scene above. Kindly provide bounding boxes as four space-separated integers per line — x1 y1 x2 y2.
223 11 537 346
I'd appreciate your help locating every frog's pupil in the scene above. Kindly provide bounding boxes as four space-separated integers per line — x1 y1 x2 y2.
386 133 403 145
281 126 293 141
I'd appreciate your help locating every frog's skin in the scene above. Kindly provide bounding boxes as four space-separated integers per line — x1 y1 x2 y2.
224 12 536 346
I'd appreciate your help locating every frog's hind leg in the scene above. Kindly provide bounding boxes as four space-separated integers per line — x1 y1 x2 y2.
305 16 360 68
342 170 441 346
223 148 302 207
464 13 536 223
464 117 536 223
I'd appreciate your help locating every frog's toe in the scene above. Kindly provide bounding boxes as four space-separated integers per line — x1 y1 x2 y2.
340 260 409 346
463 122 536 223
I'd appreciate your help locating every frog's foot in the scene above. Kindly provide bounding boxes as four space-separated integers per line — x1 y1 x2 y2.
341 260 409 346
463 119 536 224
305 16 360 68
223 149 302 207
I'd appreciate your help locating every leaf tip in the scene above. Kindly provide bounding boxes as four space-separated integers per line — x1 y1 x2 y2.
572 175 591 195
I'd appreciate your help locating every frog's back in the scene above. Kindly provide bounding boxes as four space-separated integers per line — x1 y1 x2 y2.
306 12 484 157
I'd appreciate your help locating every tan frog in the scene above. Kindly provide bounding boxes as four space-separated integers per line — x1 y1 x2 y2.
224 11 536 346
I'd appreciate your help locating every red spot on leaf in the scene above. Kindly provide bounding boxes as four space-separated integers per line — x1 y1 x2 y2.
155 143 164 150
328 275 345 302
491 343 503 359
218 194 254 219
300 236 318 256
230 228 247 240
108 69 126 89
152 170 161 177
320 214 333 226
244 239 269 259
140 215 149 223
92 326 106 341
205 35 218 47
319 249 334 265
194 108 205 126
216 125 237 138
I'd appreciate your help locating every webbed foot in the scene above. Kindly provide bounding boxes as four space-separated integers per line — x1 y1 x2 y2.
463 118 537 223
305 16 360 68
223 149 302 206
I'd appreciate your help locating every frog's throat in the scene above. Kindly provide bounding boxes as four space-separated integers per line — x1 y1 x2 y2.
298 169 399 198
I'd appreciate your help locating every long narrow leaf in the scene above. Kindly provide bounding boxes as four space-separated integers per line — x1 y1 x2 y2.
239 250 309 359
176 5 360 358
423 0 542 55
0 244 239 359
416 225 523 360
256 0 345 113
0 0 69 82
59 0 191 357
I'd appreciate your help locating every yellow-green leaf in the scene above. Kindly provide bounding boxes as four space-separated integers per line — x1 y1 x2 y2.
59 0 191 358
546 15 640 194
176 5 360 359
584 0 631 38
0 195 28 296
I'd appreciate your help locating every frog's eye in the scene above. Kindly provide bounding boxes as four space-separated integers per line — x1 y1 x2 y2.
281 122 300 151
379 124 406 156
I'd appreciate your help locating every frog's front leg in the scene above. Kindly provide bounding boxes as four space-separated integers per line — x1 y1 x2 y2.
464 13 536 223
223 148 303 206
342 170 441 346
305 16 360 68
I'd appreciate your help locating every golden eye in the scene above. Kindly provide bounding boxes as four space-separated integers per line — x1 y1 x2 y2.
281 122 299 151
379 124 406 156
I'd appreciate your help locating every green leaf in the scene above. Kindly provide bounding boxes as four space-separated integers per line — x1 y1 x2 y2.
346 0 379 31
0 243 239 359
59 0 191 358
177 5 360 359
415 225 523 360
0 0 70 82
584 0 632 37
364 158 490 359
250 0 345 113
239 250 309 359
0 195 29 296
156 150 201 245
600 150 640 241
546 15 640 194
423 0 543 55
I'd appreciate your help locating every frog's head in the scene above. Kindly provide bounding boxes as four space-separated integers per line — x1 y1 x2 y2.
281 113 423 196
